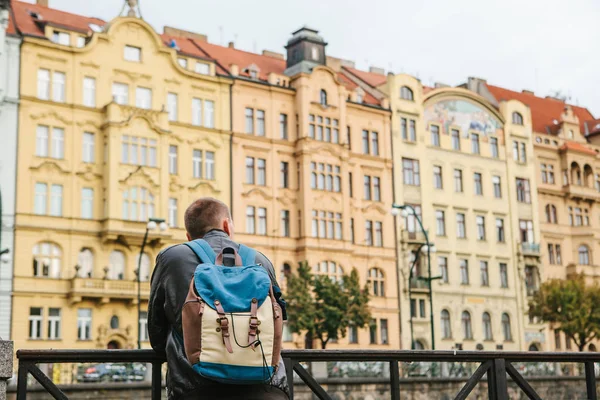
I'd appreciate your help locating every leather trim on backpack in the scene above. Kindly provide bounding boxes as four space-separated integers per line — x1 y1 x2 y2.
182 279 204 364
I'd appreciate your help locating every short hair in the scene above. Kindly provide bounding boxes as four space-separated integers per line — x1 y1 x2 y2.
184 197 231 239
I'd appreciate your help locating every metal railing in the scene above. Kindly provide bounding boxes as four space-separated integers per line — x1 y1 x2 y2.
521 242 541 255
15 349 600 400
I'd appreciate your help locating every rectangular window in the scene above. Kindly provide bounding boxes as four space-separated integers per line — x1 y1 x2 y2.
36 125 49 157
548 165 555 184
410 299 416 318
373 177 381 201
136 87 152 109
471 133 480 154
371 132 379 156
280 162 289 188
52 71 66 102
167 92 178 121
402 158 420 186
362 130 369 154
500 263 508 288
256 110 266 136
52 31 70 45
496 218 505 242
512 141 519 161
436 210 446 236
480 261 489 286
454 169 463 192
83 77 96 107
195 62 210 75
139 311 149 342
168 198 178 228
50 184 63 216
493 176 502 198
82 132 95 163
404 204 422 234
204 100 215 128
350 217 355 244
38 69 50 100
519 219 534 243
178 58 188 68
401 118 408 140
281 210 290 237
169 145 178 175
438 256 448 283
516 178 531 203
192 98 202 126
520 142 527 163
433 166 443 189
556 244 562 264
81 188 94 219
380 319 389 345
418 300 426 318
431 125 440 146
246 206 255 234
246 157 255 184
348 172 353 197
34 183 47 215
48 308 61 339
365 220 373 246
51 128 64 159
258 207 267 235
76 36 86 48
245 108 254 134
77 309 92 340
280 114 288 139
490 137 499 158
335 213 343 240
257 159 266 185
456 213 466 238
476 216 486 240
548 243 555 264
369 320 377 344
192 150 203 178
451 129 460 150
348 325 358 344
112 82 129 105
205 151 215 180
29 308 43 339
555 330 561 350
124 45 141 62
408 120 416 142
460 259 469 284
474 173 483 195
364 175 372 200
375 222 383 247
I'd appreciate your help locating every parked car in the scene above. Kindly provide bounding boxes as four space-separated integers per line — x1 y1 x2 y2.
77 363 128 383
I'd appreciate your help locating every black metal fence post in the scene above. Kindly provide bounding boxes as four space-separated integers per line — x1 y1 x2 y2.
151 361 162 400
585 361 597 400
283 357 294 399
16 361 29 400
389 360 400 400
487 358 508 400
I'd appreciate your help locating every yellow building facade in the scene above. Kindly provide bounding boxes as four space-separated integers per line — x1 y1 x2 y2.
11 3 232 353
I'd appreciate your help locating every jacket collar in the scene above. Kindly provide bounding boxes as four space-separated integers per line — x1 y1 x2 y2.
202 229 229 239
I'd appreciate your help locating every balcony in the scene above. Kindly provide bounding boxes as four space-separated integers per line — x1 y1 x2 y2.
526 286 539 297
521 243 540 257
563 184 599 202
402 230 429 245
409 277 430 291
69 277 150 304
12 349 600 400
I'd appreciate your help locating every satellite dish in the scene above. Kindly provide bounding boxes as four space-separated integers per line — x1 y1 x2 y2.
89 23 103 33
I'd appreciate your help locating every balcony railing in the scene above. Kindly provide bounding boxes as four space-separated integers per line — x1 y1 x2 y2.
69 278 150 303
521 243 540 256
564 183 599 201
14 349 600 400
402 230 428 244
409 277 430 290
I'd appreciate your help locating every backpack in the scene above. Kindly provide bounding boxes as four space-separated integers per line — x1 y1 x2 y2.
181 239 283 384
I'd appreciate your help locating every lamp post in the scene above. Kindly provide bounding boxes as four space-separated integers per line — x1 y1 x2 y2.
392 203 440 350
137 217 167 349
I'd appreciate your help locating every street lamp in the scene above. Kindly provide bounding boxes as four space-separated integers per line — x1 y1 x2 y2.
392 203 440 350
137 217 167 349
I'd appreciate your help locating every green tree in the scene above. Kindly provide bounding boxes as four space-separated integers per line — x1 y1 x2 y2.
529 275 600 351
286 261 371 349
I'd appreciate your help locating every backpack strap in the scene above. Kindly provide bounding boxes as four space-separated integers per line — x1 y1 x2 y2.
184 239 216 264
237 244 256 266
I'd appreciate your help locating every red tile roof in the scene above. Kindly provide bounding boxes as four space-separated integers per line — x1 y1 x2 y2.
336 72 380 106
559 141 597 156
10 0 105 37
585 119 600 136
342 66 387 88
486 84 595 134
193 40 286 81
159 33 228 73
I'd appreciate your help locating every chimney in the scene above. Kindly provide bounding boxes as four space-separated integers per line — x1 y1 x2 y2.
369 66 385 75
522 89 534 96
228 41 235 49
262 50 284 60
37 0 49 7
163 26 207 42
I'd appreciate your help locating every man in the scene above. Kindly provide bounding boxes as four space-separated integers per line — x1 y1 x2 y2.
148 197 289 400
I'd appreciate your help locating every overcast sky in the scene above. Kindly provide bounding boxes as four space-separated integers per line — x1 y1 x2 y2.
34 0 600 117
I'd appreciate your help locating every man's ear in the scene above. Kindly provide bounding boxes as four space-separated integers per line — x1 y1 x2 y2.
186 232 192 241
223 219 234 238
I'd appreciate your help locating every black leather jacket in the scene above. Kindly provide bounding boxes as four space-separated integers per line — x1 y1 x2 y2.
148 230 289 399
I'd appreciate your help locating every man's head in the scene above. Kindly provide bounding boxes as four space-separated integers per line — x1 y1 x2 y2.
184 197 233 240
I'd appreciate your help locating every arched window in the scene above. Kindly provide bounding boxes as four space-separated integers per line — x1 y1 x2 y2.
584 164 594 187
579 245 590 265
413 340 425 350
320 89 327 106
136 252 151 282
314 261 343 283
280 263 291 286
122 187 155 221
571 162 582 185
589 344 597 352
441 310 452 339
512 112 524 125
400 86 414 101
32 242 62 278
545 204 557 224
109 250 125 280
110 315 119 329
482 312 492 340
461 311 472 339
502 313 512 341
368 268 385 297
528 343 540 351
77 248 94 278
